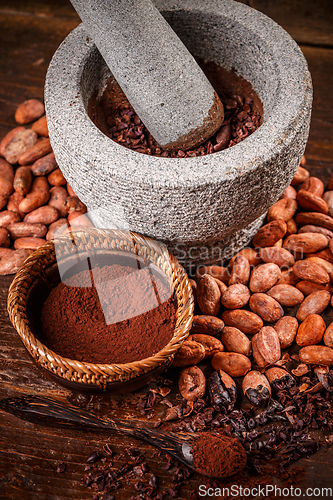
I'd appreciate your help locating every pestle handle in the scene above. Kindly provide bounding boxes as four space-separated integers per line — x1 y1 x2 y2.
68 0 224 151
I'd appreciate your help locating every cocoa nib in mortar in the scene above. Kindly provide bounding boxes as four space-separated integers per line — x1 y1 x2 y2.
88 61 263 158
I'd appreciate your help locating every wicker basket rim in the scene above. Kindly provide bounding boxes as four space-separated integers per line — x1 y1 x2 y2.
7 228 194 382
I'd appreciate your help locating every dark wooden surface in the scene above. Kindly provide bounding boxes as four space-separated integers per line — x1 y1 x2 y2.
0 1 333 499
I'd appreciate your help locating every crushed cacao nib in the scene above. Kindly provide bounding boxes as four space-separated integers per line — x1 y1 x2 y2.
88 62 263 159
165 366 333 476
87 451 99 464
78 368 332 499
56 462 66 473
81 442 191 499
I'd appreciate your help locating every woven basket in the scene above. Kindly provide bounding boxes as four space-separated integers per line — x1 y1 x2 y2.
7 228 194 391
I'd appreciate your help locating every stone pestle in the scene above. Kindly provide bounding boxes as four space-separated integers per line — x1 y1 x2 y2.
68 0 224 152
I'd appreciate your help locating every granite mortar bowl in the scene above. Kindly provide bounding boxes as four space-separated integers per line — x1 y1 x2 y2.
44 0 312 271
7 229 194 393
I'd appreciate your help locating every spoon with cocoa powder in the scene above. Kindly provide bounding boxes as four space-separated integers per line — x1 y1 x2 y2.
0 395 246 479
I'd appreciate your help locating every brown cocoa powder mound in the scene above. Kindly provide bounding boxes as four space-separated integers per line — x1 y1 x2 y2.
41 264 177 364
192 432 247 478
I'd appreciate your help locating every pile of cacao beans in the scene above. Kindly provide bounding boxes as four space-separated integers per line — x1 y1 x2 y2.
173 161 333 409
0 99 92 275
2 99 333 413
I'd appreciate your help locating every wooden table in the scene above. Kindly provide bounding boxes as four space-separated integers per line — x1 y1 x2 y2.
0 1 332 498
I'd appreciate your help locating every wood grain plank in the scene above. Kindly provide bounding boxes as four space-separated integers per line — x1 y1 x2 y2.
0 11 79 138
0 1 333 499
302 46 333 179
250 0 333 47
0 0 78 19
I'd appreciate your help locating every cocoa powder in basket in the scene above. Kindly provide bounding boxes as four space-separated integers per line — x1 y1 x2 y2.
41 263 177 364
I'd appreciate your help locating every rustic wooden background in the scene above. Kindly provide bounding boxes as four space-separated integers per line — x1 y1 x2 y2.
0 0 333 499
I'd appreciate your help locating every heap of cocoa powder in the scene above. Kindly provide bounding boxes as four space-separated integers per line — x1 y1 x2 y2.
41 263 177 364
192 432 247 478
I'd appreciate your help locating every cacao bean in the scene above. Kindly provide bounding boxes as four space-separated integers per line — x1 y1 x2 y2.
249 263 281 293
30 152 57 176
253 220 287 248
14 237 46 250
256 326 281 365
48 168 66 186
296 314 326 346
191 315 224 337
323 191 333 217
0 248 33 275
221 283 251 309
323 322 333 348
178 366 206 402
46 218 69 241
0 227 10 247
249 293 284 323
18 137 52 165
221 309 263 334
15 99 44 124
299 225 333 241
296 190 328 214
296 280 333 296
280 185 297 199
265 367 295 391
286 218 297 236
172 340 205 367
274 316 298 348
267 198 297 222
221 326 252 357
48 186 68 217
23 206 59 225
292 260 330 284
208 370 237 408
291 166 309 186
295 212 333 231
266 284 304 307
229 248 261 268
0 210 21 227
211 351 251 378
300 176 324 196
0 126 25 156
214 278 228 295
31 115 48 137
284 232 328 254
299 346 333 366
13 166 32 196
251 333 268 368
228 255 250 285
296 290 331 321
259 247 295 269
188 334 224 358
196 265 230 284
3 129 37 164
7 222 47 239
242 370 271 406
196 274 221 316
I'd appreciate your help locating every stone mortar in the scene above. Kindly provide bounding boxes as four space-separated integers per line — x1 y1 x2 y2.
44 0 312 272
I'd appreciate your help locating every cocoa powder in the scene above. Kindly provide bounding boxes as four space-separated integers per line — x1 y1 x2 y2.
41 263 177 364
192 432 247 478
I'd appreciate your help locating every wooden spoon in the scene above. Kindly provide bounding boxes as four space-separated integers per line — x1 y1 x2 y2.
0 395 243 479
